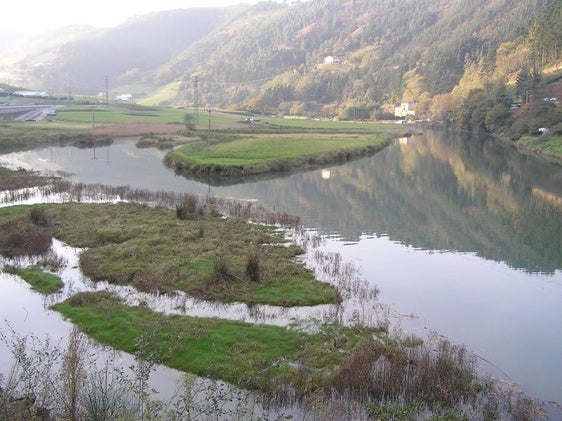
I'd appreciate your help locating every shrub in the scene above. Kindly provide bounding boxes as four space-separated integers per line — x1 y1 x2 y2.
213 254 232 281
176 194 203 220
331 337 478 411
29 207 51 227
246 248 261 283
0 222 52 257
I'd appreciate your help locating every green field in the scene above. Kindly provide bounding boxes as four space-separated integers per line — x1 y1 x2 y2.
167 132 395 177
55 104 187 125
1 102 408 175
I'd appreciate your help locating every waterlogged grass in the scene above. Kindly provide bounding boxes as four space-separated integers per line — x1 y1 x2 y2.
52 291 373 394
52 290 487 415
0 166 53 190
0 202 337 306
167 132 393 177
7 264 64 294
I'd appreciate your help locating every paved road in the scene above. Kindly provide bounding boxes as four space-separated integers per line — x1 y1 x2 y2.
0 104 58 121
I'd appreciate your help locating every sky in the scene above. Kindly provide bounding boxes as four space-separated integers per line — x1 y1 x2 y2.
4 0 263 35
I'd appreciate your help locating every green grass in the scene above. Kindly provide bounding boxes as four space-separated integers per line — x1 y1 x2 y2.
10 264 64 294
0 202 337 306
167 132 394 176
545 134 562 155
52 290 371 394
137 81 182 106
52 290 483 415
518 133 562 164
0 120 86 152
56 104 186 125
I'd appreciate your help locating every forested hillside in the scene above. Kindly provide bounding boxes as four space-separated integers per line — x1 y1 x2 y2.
158 0 556 114
13 7 242 96
5 0 562 147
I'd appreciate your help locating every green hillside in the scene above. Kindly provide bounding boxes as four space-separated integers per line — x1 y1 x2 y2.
159 0 555 105
5 0 562 158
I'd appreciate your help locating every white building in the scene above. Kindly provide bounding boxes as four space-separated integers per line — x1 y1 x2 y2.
394 102 415 118
323 56 340 64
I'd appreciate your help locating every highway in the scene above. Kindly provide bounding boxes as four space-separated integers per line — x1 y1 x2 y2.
0 104 58 121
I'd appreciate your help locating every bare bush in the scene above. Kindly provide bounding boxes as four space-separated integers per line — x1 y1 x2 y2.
330 337 479 412
176 194 204 220
0 222 52 257
213 254 233 282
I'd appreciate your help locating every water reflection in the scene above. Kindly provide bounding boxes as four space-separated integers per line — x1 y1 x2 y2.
2 129 562 404
214 129 562 273
3 131 560 274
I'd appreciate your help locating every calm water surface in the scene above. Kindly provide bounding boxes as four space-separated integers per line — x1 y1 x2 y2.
1 129 561 405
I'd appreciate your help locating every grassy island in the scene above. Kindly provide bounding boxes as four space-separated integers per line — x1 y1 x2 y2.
52 289 483 415
0 201 337 307
4 263 64 294
166 132 395 178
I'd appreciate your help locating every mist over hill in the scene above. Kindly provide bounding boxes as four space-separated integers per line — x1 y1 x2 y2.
7 7 244 97
4 0 561 138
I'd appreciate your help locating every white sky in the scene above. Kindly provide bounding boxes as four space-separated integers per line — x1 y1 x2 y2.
4 0 263 34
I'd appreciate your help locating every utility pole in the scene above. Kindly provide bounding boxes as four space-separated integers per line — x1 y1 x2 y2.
205 108 212 133
92 105 97 160
192 74 199 126
105 76 109 104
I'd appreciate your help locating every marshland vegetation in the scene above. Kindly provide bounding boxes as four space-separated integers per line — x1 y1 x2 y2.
0 166 546 420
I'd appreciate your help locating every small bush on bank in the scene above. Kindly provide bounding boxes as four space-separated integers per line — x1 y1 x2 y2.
176 194 204 220
0 221 52 257
246 248 261 283
29 207 51 226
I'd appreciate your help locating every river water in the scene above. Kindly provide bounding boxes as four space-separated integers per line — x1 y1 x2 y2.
1 129 561 407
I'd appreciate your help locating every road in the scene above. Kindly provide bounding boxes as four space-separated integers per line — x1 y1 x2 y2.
0 104 58 121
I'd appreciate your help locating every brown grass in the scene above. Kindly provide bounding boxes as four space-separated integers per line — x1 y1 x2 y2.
330 337 478 410
0 221 52 257
91 122 185 137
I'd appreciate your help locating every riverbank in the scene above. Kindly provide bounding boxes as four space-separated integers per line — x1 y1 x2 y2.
515 133 562 164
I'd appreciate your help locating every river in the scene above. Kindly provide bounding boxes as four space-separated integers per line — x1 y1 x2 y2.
1 128 561 407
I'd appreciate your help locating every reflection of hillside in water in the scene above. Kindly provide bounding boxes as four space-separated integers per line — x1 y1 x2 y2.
241 130 562 273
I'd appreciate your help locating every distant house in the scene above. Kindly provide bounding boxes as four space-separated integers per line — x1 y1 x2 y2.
14 90 48 98
116 93 133 102
323 55 340 64
394 102 415 118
